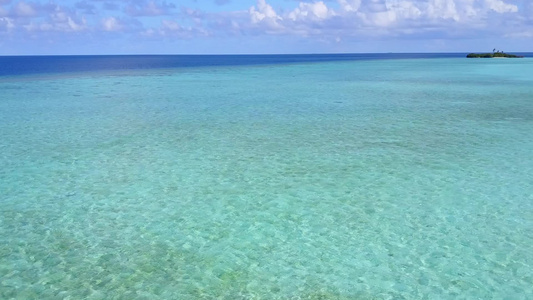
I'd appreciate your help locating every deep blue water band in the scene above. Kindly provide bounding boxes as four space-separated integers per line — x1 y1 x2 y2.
0 53 478 77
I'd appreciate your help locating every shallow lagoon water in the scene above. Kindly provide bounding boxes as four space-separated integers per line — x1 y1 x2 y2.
1 56 532 299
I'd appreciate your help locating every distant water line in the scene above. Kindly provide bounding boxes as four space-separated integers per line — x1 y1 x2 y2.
0 53 475 77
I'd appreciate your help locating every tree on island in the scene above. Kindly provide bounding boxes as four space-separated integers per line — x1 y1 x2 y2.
466 50 523 58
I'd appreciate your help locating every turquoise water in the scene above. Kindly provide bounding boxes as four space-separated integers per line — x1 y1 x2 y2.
1 57 532 299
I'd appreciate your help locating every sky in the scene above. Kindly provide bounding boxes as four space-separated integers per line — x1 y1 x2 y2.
0 0 531 55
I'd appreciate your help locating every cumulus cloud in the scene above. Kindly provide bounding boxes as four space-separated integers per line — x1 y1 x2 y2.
0 0 529 53
338 0 362 12
101 16 122 31
243 0 524 36
3 2 88 33
0 16 15 32
484 0 517 13
427 0 459 21
249 0 282 23
249 0 284 31
1 0 525 38
288 2 334 21
47 5 86 31
25 16 86 32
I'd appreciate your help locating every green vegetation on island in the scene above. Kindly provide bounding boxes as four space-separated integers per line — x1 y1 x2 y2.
467 49 523 58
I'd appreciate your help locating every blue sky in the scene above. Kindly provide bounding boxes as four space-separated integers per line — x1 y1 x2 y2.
0 0 531 55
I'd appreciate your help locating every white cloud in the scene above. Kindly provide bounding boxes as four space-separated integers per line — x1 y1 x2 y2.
338 0 362 12
455 0 478 18
101 16 123 31
385 0 422 20
49 15 86 32
0 0 530 53
221 0 530 39
1 0 527 38
288 2 334 21
484 0 517 13
427 0 459 21
161 19 180 31
6 3 88 33
249 0 281 23
0 16 15 31
368 10 397 27
249 0 284 31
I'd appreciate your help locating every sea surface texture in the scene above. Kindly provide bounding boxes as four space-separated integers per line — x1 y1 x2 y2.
1 54 532 299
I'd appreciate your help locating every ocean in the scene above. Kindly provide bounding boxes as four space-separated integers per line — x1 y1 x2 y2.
1 54 532 299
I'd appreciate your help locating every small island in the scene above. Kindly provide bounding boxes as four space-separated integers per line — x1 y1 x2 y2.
467 49 523 58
